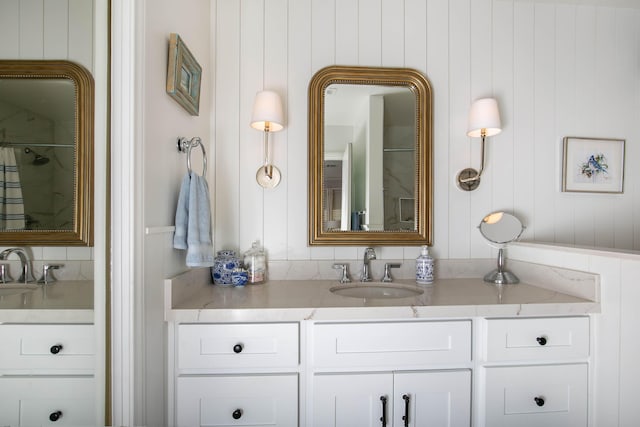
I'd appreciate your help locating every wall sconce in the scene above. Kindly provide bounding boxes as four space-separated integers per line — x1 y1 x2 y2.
251 90 284 188
456 97 502 191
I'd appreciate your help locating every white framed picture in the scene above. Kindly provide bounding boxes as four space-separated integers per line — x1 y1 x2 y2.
562 136 625 193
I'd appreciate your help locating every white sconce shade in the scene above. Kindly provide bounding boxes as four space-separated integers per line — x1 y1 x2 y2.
250 90 284 132
467 98 502 138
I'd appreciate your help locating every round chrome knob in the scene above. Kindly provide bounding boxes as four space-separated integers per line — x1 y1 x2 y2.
232 409 242 419
233 343 243 354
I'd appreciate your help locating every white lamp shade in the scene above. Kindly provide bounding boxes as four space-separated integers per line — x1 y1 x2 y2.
467 98 501 138
250 90 284 132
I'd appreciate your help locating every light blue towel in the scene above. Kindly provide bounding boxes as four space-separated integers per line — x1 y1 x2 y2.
173 172 214 267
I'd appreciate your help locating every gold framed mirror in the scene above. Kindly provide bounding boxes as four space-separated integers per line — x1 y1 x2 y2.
0 60 93 246
308 65 432 246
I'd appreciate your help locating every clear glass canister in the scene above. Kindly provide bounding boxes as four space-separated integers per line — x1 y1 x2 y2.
243 240 267 284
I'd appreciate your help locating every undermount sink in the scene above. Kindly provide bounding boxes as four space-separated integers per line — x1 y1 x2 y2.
0 283 38 297
330 283 424 299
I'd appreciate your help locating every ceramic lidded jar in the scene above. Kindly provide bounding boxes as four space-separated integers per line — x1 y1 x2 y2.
212 250 241 285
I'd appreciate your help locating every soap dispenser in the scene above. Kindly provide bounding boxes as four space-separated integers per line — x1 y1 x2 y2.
415 245 434 284
243 240 267 284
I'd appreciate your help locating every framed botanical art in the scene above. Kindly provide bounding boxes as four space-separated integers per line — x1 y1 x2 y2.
166 33 202 116
562 136 625 193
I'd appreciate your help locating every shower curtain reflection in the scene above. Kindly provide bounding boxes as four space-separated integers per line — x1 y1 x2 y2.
0 146 25 229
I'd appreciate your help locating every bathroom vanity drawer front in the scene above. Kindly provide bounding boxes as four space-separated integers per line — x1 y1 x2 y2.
0 376 96 426
176 374 298 427
485 364 588 427
313 320 471 368
0 324 95 372
178 323 299 370
486 316 589 361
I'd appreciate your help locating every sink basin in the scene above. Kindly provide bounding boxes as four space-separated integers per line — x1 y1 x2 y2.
330 283 424 299
0 283 38 297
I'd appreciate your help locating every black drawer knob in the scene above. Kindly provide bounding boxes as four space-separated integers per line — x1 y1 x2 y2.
534 396 545 407
232 409 243 419
50 344 64 354
233 343 243 354
49 411 63 421
536 336 547 346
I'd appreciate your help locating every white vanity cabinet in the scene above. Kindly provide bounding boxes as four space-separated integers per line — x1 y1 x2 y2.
168 315 592 427
310 320 472 427
171 323 300 427
0 324 95 426
481 316 590 427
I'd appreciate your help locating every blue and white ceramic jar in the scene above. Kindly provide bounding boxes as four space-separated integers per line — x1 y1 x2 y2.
231 268 249 287
212 250 241 286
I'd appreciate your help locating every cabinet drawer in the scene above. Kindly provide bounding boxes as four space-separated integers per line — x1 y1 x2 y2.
0 324 95 372
313 320 471 368
176 374 298 427
178 323 299 370
0 376 95 426
486 317 589 361
485 364 587 427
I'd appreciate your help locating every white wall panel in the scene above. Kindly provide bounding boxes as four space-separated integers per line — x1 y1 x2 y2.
19 0 44 58
44 0 69 58
512 0 536 243
263 0 289 260
213 0 640 262
447 0 472 259
286 0 312 260
424 0 448 259
215 0 241 249
68 0 94 69
0 0 20 57
358 0 382 66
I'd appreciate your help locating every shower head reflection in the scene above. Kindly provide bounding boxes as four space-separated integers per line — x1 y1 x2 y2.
24 147 50 166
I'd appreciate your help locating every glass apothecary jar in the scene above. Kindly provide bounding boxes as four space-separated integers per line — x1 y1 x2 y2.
243 240 267 284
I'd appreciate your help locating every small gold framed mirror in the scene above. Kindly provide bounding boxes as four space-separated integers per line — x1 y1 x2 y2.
0 60 94 246
308 65 432 246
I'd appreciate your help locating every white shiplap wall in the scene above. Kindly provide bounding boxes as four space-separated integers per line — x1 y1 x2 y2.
212 0 640 261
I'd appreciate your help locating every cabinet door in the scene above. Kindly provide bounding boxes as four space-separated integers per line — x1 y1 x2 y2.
177 374 298 427
313 373 392 427
394 370 471 427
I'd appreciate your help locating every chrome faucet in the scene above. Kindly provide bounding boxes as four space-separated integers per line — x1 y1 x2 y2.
360 247 377 282
0 247 35 283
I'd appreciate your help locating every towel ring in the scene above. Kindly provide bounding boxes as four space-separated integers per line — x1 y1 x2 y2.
177 137 207 176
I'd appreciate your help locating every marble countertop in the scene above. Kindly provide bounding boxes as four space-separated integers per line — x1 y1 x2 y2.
0 280 93 323
165 267 600 323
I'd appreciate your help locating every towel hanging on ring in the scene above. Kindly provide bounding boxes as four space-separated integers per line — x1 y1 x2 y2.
174 137 214 267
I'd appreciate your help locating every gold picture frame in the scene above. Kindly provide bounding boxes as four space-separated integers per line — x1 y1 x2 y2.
166 33 202 116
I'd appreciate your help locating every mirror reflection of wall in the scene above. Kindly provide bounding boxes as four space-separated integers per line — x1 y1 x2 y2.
324 84 416 232
0 78 75 231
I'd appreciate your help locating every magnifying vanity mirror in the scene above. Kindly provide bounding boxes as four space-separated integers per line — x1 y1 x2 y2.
0 60 93 246
308 66 432 246
479 212 525 284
